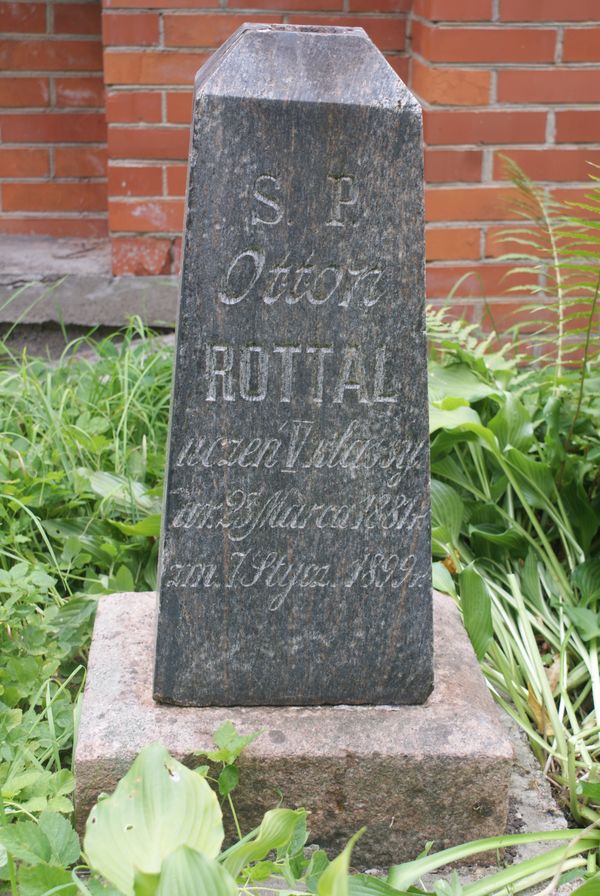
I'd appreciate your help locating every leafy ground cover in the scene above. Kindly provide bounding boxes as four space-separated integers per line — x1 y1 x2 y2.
0 171 599 893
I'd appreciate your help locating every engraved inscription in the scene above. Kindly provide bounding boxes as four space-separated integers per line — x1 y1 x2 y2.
175 420 427 489
204 344 397 405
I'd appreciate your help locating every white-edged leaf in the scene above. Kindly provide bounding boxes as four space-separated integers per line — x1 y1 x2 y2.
318 829 364 896
84 744 224 896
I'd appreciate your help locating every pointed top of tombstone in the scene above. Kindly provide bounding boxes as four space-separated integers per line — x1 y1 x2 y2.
195 23 418 111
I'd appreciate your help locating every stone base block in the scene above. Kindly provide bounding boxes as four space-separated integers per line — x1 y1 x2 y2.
74 591 513 867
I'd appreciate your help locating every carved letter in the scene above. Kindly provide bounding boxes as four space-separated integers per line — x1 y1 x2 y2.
206 345 234 401
326 174 359 228
333 347 369 404
274 345 301 402
251 175 283 226
240 346 268 401
219 250 265 305
306 346 333 403
373 345 397 403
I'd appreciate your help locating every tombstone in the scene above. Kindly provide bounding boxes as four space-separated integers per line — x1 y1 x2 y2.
75 26 513 858
153 23 433 707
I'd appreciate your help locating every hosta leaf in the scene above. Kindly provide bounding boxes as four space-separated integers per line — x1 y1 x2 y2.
318 829 364 896
430 480 464 546
458 567 493 661
349 875 417 895
571 873 600 896
84 744 224 896
429 406 498 452
156 846 237 896
488 394 534 452
573 558 600 604
432 562 456 597
110 515 161 538
428 362 497 404
503 448 554 509
222 808 306 879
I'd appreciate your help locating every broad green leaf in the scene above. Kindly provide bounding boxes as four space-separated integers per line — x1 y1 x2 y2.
428 362 497 404
38 811 80 865
109 564 135 593
200 720 263 765
520 552 543 609
573 558 600 604
503 448 554 509
84 744 224 896
571 873 600 896
459 567 493 660
306 850 330 893
77 469 160 515
563 607 600 642
222 808 306 879
488 394 534 452
18 863 78 896
0 820 51 865
156 846 237 896
349 875 417 895
432 562 456 597
110 515 161 538
469 523 528 559
318 829 364 896
430 480 464 547
579 780 600 803
429 406 498 452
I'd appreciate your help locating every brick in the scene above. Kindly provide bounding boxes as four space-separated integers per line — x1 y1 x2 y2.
106 90 162 123
498 69 600 104
349 0 410 10
104 51 208 86
425 226 480 260
385 55 409 81
412 59 490 105
112 237 173 275
108 126 189 160
166 164 187 194
425 148 482 182
54 3 101 34
288 15 406 51
0 148 49 178
563 29 600 63
412 21 556 64
166 91 193 124
500 0 600 22
493 149 600 183
55 76 104 107
0 217 108 237
426 186 519 222
1 112 106 143
3 183 107 212
108 198 184 232
226 0 342 9
426 263 528 298
413 0 492 19
0 77 48 107
55 147 107 177
556 111 600 144
0 39 102 71
108 164 163 196
105 0 217 7
164 14 283 48
103 12 160 46
0 2 46 32
424 109 547 145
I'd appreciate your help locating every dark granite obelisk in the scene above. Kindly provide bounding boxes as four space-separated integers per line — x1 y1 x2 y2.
153 24 432 706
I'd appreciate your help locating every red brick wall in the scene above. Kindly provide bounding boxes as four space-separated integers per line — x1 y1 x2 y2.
413 0 600 332
1 0 599 317
103 2 411 275
0 0 107 237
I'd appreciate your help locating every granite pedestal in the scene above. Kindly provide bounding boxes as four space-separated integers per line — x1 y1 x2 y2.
74 590 513 866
